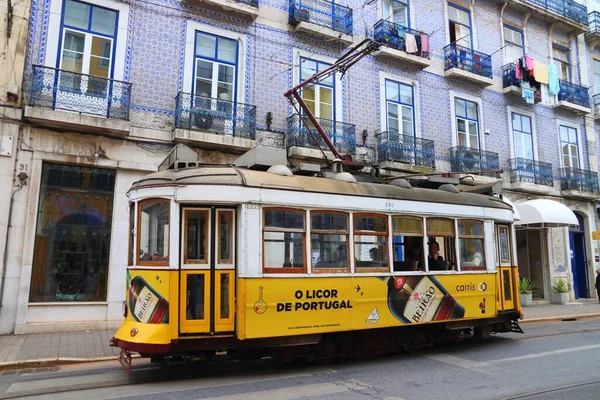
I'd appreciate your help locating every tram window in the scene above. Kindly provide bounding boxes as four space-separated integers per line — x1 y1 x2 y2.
186 274 205 320
184 210 208 264
426 218 456 271
311 211 350 272
263 208 306 272
497 225 511 266
218 211 233 264
128 203 134 266
459 220 485 270
353 214 389 272
392 217 423 272
138 199 170 265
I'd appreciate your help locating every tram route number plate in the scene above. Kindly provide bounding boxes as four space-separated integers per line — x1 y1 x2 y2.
0 136 12 156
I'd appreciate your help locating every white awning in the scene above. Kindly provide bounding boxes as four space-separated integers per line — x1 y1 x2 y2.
515 199 579 228
502 197 521 222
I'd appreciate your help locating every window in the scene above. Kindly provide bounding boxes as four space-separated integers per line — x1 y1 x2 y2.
59 0 118 94
354 214 389 272
454 98 479 149
392 217 423 272
511 113 533 160
496 225 511 266
194 32 238 103
458 220 485 270
128 203 134 266
311 211 350 272
560 125 579 168
426 218 456 271
382 0 409 27
217 210 233 264
593 59 600 95
30 163 116 302
138 199 170 265
553 46 570 82
385 79 414 137
300 58 334 121
263 209 306 272
184 210 209 264
448 3 472 48
503 25 524 63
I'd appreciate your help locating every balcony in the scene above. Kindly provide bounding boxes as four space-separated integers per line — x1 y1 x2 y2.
559 168 600 199
173 92 257 152
450 146 500 184
195 0 259 20
25 65 131 136
586 11 600 41
286 114 356 162
443 44 493 86
502 62 522 96
509 158 554 193
489 0 587 33
372 20 431 68
377 131 435 173
288 0 353 44
593 94 600 120
553 80 591 114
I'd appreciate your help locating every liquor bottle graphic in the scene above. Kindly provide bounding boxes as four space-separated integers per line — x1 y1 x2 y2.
381 276 465 324
253 286 267 314
129 275 169 324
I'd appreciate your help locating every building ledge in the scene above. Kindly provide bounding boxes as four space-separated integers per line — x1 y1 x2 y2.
173 128 256 153
372 47 431 68
509 181 555 195
552 100 591 115
378 160 435 174
444 68 493 86
196 0 259 20
454 173 499 185
503 85 521 96
561 189 599 200
290 21 353 45
24 106 130 137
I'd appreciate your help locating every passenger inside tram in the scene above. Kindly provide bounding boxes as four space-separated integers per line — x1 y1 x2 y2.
427 237 456 271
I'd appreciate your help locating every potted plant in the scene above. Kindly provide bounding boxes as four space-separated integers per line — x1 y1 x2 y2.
551 279 569 305
518 278 534 307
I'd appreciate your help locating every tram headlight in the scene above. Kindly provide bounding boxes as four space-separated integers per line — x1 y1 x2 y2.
122 300 128 318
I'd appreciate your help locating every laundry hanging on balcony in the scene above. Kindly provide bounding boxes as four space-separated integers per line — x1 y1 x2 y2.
511 55 559 106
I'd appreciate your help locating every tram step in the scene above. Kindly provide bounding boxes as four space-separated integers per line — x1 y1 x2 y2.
511 320 524 334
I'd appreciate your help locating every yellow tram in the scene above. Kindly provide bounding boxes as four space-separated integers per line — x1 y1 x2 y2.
110 164 522 372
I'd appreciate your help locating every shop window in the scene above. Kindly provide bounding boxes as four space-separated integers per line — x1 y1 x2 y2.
311 211 350 272
30 163 115 302
138 199 170 265
426 218 456 271
354 214 389 272
459 219 485 270
392 216 423 272
263 208 306 273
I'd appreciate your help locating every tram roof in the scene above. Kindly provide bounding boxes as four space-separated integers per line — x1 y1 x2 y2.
131 167 512 211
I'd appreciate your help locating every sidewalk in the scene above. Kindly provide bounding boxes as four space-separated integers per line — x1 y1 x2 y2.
1 301 599 370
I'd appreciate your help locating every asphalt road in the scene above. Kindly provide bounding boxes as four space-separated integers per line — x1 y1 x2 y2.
1 318 600 400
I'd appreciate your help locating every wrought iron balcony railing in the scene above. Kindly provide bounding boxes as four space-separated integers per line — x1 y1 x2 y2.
237 0 258 7
175 92 256 139
29 65 131 120
593 94 600 114
377 131 435 169
502 62 521 88
450 146 500 173
589 11 600 33
509 158 554 187
373 20 430 59
520 0 587 26
288 0 353 35
443 43 492 79
559 168 600 193
558 80 590 109
286 114 356 154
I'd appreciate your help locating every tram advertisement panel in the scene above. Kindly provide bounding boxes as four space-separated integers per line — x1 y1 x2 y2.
125 269 170 324
243 274 496 339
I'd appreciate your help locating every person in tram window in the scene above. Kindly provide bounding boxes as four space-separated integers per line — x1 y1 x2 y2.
428 241 446 271
595 268 600 304
462 241 484 267
369 247 379 261
408 246 423 271
337 244 348 266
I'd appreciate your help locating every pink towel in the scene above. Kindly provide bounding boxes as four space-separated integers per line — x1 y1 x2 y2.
515 61 522 80
525 55 534 71
420 34 429 54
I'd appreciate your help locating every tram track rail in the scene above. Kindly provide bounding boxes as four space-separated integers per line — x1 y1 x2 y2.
501 378 600 399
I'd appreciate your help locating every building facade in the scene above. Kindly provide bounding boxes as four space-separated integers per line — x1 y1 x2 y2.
0 0 599 333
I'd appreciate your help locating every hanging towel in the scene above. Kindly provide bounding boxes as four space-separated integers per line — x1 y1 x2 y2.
521 81 534 105
405 33 418 53
533 60 549 84
540 83 555 106
524 55 534 71
420 34 429 56
548 64 560 95
515 61 523 80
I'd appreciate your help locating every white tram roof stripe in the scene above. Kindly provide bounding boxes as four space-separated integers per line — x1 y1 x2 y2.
131 167 513 213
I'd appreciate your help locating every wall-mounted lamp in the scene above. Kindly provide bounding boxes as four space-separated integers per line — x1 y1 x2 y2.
362 129 368 146
266 111 273 131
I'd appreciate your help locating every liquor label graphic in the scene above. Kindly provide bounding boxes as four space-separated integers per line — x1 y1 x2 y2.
128 275 169 324
253 286 267 314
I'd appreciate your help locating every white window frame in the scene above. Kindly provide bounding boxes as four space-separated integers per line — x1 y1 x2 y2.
378 72 420 137
183 22 246 101
292 49 343 123
507 106 538 161
443 1 477 49
502 24 525 65
449 91 485 149
45 0 129 81
556 120 583 170
378 0 411 27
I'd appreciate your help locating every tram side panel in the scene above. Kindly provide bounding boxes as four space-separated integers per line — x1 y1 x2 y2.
239 274 497 339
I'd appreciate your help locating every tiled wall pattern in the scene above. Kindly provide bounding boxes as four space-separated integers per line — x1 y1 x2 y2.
24 0 597 175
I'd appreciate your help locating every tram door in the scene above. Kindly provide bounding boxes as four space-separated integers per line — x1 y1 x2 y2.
496 224 515 310
180 207 235 334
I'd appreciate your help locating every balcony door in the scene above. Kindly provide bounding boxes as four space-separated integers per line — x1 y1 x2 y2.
454 98 479 149
56 0 117 115
560 125 579 169
382 0 409 27
299 58 335 145
511 113 533 160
